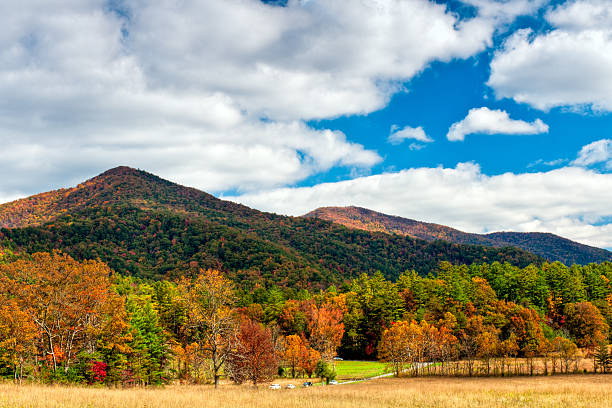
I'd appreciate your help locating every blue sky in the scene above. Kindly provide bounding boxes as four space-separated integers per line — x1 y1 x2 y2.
303 9 608 186
0 0 611 248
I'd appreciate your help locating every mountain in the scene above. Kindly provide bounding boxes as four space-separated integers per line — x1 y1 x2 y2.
483 232 612 266
0 166 261 229
304 206 497 246
0 167 542 288
304 206 612 265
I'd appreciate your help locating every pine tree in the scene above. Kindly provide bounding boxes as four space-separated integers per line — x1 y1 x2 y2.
127 296 169 385
594 343 610 373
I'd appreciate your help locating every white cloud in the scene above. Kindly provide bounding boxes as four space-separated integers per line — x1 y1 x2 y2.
0 0 530 200
545 0 612 32
447 107 549 141
126 0 500 120
388 125 432 145
527 158 567 168
488 0 612 111
0 120 381 196
227 163 612 249
572 139 612 168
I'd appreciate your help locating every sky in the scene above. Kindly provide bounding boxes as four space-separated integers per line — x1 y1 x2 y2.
0 0 611 249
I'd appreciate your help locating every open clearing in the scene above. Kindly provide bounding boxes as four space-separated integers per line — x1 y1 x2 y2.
2 375 612 408
333 360 389 380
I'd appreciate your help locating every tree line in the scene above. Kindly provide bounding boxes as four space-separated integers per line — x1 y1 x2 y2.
1 250 612 386
0 252 343 386
0 202 541 287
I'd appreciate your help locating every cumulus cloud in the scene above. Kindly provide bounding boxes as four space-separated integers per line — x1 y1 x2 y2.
446 107 549 141
0 0 532 200
0 119 381 196
388 125 432 145
227 163 612 249
572 139 612 168
488 0 612 111
126 0 502 120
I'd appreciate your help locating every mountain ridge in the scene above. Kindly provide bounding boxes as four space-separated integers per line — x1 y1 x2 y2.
303 206 612 265
0 167 544 287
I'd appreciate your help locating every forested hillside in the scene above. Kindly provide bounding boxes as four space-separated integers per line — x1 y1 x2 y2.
484 231 610 266
305 206 612 265
0 167 541 287
2 251 611 384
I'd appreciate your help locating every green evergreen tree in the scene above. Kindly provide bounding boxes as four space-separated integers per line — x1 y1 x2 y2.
127 296 169 385
594 343 610 373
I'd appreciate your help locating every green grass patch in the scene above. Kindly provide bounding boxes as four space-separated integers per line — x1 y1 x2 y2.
332 360 390 380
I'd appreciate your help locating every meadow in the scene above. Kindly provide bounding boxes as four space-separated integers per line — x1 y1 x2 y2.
2 375 612 408
333 360 389 380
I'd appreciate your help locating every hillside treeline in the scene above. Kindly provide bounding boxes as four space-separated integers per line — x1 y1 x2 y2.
1 249 611 385
0 203 542 287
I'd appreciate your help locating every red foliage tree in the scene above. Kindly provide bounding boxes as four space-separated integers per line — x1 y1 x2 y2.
226 319 278 386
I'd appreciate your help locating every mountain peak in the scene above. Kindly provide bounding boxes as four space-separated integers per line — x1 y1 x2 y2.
89 166 164 184
97 166 143 177
0 166 254 229
0 166 183 229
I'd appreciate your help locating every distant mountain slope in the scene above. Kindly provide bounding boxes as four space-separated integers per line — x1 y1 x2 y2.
305 206 497 246
304 206 612 265
0 167 542 287
484 232 611 266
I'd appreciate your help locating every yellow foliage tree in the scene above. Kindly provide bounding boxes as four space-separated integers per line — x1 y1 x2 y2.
178 269 238 388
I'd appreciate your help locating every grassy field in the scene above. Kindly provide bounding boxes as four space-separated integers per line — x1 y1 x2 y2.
2 375 612 408
333 360 389 380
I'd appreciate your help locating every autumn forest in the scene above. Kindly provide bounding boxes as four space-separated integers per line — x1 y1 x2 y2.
1 247 612 386
1 168 612 387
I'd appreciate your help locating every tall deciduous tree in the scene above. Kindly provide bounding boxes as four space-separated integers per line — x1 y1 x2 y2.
282 334 307 378
378 321 412 376
553 337 577 373
0 299 37 384
226 319 278 386
307 303 344 361
0 252 116 373
564 302 609 349
300 346 320 378
179 269 237 388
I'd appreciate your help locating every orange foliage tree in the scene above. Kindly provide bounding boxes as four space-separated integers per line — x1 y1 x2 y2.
379 320 458 377
0 299 38 383
378 321 413 376
564 302 609 349
0 251 120 374
282 334 307 378
307 303 344 361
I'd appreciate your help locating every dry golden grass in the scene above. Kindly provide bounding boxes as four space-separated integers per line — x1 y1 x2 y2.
1 375 612 408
